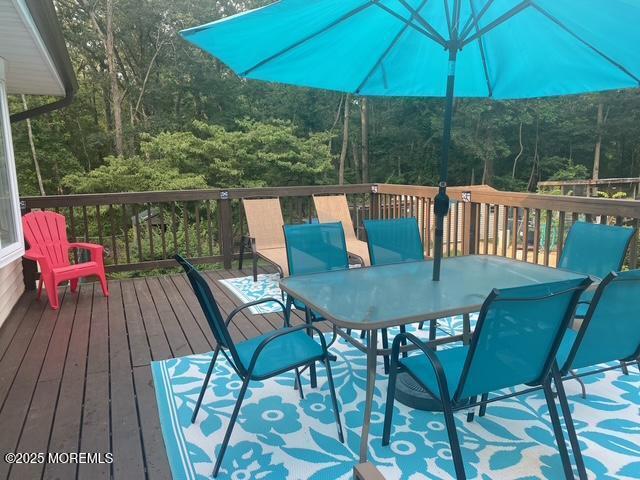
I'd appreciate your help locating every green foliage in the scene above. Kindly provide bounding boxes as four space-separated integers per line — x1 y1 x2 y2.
597 190 628 199
61 156 208 193
141 119 334 187
545 157 590 181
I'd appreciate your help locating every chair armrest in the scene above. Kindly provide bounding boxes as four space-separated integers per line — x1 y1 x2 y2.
24 249 48 268
226 297 289 327
68 242 105 261
392 332 454 403
69 242 104 252
246 323 326 375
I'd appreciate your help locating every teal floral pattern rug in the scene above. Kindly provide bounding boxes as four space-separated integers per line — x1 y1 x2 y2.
152 324 640 479
219 273 292 314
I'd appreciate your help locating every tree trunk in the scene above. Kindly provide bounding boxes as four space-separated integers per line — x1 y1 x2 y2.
328 95 344 151
361 97 369 183
592 101 604 196
512 120 524 179
352 139 361 183
106 0 124 156
21 95 45 196
338 95 351 185
527 118 540 192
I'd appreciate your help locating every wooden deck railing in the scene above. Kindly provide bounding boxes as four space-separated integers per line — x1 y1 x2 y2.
21 182 640 288
20 185 374 285
376 184 640 269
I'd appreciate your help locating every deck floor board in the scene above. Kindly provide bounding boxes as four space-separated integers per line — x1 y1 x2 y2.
0 266 286 479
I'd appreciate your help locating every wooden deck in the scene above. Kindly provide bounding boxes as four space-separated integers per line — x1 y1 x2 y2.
0 266 309 480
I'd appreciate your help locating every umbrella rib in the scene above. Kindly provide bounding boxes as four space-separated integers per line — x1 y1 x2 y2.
398 0 448 46
469 0 493 97
452 0 462 35
375 3 445 47
356 0 431 94
444 0 453 38
460 0 531 47
240 0 377 77
459 0 494 41
531 4 640 85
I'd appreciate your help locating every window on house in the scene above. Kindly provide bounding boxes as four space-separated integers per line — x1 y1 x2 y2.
0 67 23 267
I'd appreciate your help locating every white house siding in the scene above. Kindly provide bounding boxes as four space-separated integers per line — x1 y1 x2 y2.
0 258 23 329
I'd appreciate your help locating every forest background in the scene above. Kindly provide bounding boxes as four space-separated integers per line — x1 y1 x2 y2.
9 0 640 197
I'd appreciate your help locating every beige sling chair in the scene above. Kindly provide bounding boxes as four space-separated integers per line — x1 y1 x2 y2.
313 194 371 266
239 198 289 281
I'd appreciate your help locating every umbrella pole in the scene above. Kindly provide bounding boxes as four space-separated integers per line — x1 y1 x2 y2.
432 47 457 281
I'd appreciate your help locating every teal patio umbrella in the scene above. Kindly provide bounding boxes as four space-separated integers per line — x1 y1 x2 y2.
181 0 640 280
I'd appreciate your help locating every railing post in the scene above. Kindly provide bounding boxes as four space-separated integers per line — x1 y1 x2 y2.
20 201 37 290
369 184 379 220
218 191 233 270
462 201 478 256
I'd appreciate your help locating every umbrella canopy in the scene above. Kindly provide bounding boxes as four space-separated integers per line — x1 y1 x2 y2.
181 0 640 279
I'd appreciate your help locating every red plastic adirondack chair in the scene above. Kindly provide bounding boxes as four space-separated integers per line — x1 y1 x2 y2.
22 211 109 310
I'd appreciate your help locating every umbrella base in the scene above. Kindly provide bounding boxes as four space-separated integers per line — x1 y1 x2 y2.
394 372 442 411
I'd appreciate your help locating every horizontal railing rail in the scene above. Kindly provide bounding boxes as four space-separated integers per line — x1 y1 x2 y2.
20 182 640 288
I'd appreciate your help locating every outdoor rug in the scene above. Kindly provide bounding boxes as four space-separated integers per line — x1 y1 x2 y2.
219 273 291 314
219 267 360 314
152 322 640 480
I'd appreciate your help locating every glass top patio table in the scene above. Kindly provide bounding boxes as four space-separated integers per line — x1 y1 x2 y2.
279 255 587 330
280 255 589 466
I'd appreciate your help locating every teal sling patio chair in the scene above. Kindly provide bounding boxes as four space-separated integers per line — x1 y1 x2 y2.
382 277 591 480
468 221 635 414
558 221 634 316
363 217 430 373
283 222 349 387
552 269 640 480
364 217 425 266
557 221 635 392
175 254 344 477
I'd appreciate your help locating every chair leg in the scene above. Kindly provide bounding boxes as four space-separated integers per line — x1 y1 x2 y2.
324 357 344 443
213 376 250 478
284 296 293 325
70 278 79 293
326 324 338 349
466 396 477 423
42 275 60 310
442 398 466 480
294 367 304 400
569 370 587 399
479 393 489 417
98 271 109 297
305 308 317 388
552 367 588 480
192 347 220 423
382 328 390 374
382 353 400 446
462 313 471 345
399 325 408 358
620 361 629 375
238 237 245 270
252 255 258 282
542 379 574 480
